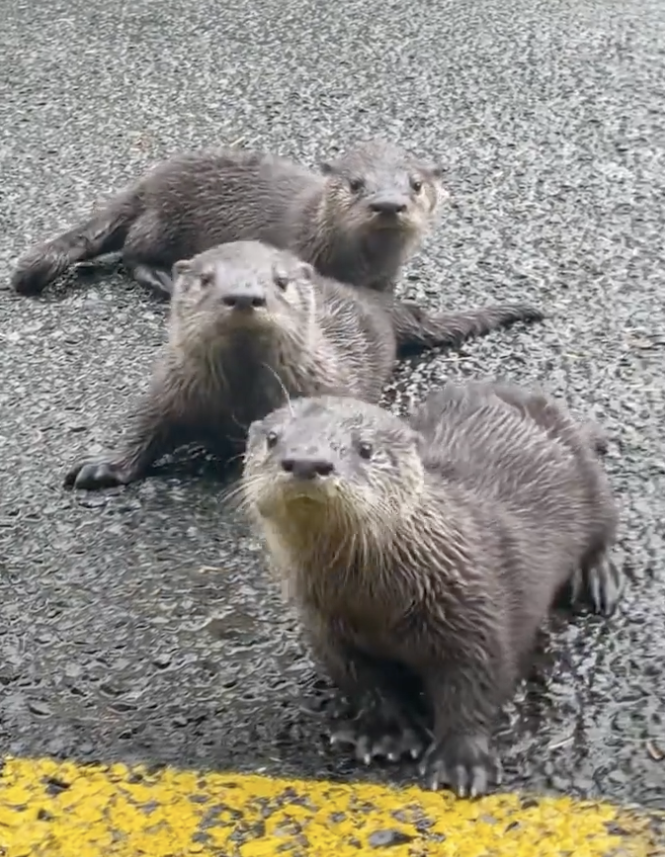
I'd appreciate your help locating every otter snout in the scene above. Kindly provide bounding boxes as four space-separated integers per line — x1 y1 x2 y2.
280 453 335 480
220 284 267 311
368 194 409 216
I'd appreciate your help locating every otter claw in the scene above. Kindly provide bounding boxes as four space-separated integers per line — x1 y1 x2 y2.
571 556 625 617
419 734 499 798
590 557 625 616
329 719 425 764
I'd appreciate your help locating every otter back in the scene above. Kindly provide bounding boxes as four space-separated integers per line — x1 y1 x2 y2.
12 139 445 298
240 384 620 797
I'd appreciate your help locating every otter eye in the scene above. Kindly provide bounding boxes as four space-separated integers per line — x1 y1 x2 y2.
410 178 423 193
273 273 289 291
358 441 373 460
199 271 214 287
348 177 365 194
266 431 279 450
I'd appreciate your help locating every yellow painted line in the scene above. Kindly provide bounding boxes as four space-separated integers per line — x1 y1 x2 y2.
0 756 663 856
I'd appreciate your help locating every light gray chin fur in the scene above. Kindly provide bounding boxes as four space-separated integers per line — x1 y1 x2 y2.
267 471 344 506
254 485 327 521
367 212 414 232
224 308 303 345
221 309 276 333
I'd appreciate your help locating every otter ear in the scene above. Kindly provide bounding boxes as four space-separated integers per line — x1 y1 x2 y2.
426 163 447 180
298 262 315 281
172 259 192 279
319 159 340 176
247 416 264 435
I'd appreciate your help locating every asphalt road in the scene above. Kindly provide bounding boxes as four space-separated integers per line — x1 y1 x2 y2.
1 0 665 811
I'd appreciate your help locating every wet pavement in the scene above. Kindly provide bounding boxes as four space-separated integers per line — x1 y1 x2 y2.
1 0 665 817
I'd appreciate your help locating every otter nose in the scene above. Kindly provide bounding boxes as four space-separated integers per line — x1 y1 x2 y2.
281 455 335 480
369 196 408 215
222 291 267 310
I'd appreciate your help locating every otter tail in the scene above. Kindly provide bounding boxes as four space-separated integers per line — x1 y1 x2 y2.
392 302 545 355
11 189 138 295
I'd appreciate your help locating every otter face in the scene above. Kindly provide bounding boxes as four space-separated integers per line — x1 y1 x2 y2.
319 139 446 239
169 241 315 344
242 395 426 535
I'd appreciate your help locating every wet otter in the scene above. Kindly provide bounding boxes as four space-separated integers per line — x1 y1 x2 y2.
64 241 545 491
12 139 445 298
239 383 620 798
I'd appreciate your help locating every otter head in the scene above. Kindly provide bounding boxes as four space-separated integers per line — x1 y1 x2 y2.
242 395 426 550
319 139 446 248
168 241 316 350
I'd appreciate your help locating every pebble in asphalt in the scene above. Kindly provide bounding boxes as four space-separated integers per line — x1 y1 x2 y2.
1 0 665 809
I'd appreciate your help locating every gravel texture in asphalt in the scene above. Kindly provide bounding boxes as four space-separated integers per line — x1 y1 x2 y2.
1 0 664 808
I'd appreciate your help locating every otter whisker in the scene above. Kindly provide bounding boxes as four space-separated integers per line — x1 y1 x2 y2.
220 471 271 513
218 481 251 513
227 410 251 436
260 361 295 417
225 450 246 467
325 519 354 571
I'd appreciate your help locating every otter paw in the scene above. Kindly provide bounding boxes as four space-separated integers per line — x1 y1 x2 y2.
330 713 425 764
11 260 53 295
418 734 501 798
64 459 132 491
582 557 625 617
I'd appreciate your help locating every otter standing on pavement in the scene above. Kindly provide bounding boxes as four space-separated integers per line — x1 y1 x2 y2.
239 383 621 798
12 139 445 299
64 241 544 491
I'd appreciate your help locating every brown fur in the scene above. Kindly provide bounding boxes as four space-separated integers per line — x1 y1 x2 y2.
64 242 545 491
239 383 621 798
12 139 445 298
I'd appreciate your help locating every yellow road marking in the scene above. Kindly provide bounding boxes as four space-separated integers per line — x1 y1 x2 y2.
0 756 662 856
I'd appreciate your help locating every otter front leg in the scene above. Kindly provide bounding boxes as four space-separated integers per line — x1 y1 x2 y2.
390 301 546 356
308 627 426 763
64 393 177 491
418 660 504 798
329 681 427 765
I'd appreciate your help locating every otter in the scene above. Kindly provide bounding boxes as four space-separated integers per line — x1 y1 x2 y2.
64 241 545 491
239 383 620 798
12 139 446 299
